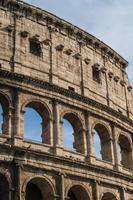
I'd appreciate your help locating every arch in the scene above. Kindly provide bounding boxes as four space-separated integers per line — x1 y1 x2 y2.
22 99 52 144
92 122 113 162
66 184 90 200
101 192 118 200
0 170 12 200
118 134 132 170
23 175 55 200
0 92 11 113
0 92 11 135
61 111 85 154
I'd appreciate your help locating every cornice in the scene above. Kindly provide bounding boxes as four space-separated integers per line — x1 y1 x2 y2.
0 0 128 69
1 144 132 183
0 69 133 127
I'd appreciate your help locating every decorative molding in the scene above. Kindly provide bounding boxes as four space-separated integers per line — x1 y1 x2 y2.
114 76 120 82
42 39 51 46
84 58 91 65
127 85 132 92
0 69 133 128
65 49 73 55
120 80 126 86
55 44 64 51
6 25 14 32
20 31 29 38
0 0 128 68
108 72 114 79
100 67 107 73
74 53 81 59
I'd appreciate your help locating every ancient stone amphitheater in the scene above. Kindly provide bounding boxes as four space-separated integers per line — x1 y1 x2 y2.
0 0 132 199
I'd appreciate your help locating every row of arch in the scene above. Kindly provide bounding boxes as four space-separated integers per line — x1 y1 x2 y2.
0 172 130 200
0 92 133 170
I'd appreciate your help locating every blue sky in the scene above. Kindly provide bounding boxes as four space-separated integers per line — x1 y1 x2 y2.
23 0 133 85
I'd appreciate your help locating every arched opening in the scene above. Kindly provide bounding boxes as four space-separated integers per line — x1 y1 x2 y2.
0 173 10 200
0 93 10 135
63 118 75 150
101 192 117 200
26 182 42 200
118 135 132 170
24 107 42 142
24 101 51 144
93 124 113 162
93 129 102 159
67 185 90 200
25 177 54 200
0 104 3 134
62 113 85 154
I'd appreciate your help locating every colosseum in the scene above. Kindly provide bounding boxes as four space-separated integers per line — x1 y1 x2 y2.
0 0 132 199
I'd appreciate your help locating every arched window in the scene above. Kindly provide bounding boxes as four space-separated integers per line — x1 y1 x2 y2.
0 104 3 134
24 107 42 143
0 93 10 135
101 192 117 200
93 129 102 159
93 124 113 162
67 185 90 200
62 113 85 154
63 118 75 150
118 135 132 170
24 101 51 144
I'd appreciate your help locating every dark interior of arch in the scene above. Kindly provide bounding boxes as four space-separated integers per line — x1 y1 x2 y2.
102 192 117 200
67 185 90 200
68 190 77 200
63 113 84 153
0 93 10 135
24 101 51 144
118 135 132 169
0 104 3 134
26 182 42 200
93 124 112 162
0 174 9 200
25 178 53 200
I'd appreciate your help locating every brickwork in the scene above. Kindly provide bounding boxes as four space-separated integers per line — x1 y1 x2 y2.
0 0 132 200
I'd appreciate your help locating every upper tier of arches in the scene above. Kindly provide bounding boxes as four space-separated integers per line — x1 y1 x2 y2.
0 91 132 172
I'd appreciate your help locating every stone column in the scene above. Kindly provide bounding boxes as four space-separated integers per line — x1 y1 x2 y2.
41 117 54 145
12 89 22 138
3 106 13 137
12 161 22 200
79 42 84 96
48 26 53 84
111 124 120 171
59 173 65 200
52 100 63 155
120 187 126 200
85 113 93 163
92 180 99 200
84 112 90 157
82 128 87 155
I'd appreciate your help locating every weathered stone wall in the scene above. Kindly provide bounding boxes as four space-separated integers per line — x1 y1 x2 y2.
0 0 132 117
0 0 132 200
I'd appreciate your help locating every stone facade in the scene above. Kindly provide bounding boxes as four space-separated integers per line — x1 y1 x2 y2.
0 0 132 199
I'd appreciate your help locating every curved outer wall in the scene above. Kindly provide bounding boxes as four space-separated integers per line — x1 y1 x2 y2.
0 0 132 200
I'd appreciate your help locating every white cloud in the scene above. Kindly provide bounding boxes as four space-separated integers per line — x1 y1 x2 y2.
23 0 133 84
